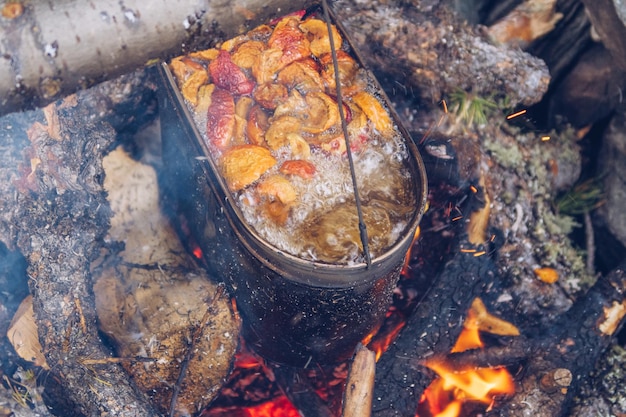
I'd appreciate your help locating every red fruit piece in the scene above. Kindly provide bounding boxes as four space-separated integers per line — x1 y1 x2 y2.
207 88 235 150
279 160 317 179
209 50 256 95
269 16 311 68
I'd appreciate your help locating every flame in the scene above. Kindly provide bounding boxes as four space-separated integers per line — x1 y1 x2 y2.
425 361 515 404
402 226 421 276
450 311 482 353
417 300 517 417
367 310 406 361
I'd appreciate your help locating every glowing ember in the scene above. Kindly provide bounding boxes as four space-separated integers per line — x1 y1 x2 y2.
203 396 300 417
243 396 300 417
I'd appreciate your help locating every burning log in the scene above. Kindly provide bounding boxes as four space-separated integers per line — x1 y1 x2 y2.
372 236 502 416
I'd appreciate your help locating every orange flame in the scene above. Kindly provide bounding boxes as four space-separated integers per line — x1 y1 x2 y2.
425 361 515 404
402 226 421 276
417 301 517 417
367 311 406 361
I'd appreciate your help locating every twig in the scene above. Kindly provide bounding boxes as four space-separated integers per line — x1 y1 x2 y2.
168 286 224 417
342 344 376 417
584 211 595 275
78 357 155 365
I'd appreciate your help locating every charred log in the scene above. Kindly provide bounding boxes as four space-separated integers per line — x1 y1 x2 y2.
491 261 626 417
372 235 500 416
581 0 626 72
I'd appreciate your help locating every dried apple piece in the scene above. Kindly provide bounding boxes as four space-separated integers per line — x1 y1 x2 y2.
233 97 254 144
320 51 362 96
352 91 394 136
209 50 256 95
320 133 368 155
274 89 308 119
320 136 346 154
299 18 342 57
287 133 311 159
256 175 297 225
247 24 273 42
252 48 284 85
235 96 254 118
232 40 266 69
182 69 209 105
189 48 220 62
257 174 298 204
169 57 206 94
254 83 289 110
277 59 324 93
220 144 277 191
265 116 302 150
269 15 311 68
195 83 216 118
220 34 247 52
301 91 340 134
247 105 269 145
280 160 316 179
263 200 291 225
206 89 235 150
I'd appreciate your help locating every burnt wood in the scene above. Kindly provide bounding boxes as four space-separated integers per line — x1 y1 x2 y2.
490 261 626 417
372 236 500 416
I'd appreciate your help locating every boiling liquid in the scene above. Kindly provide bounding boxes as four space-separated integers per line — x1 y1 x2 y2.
235 132 416 264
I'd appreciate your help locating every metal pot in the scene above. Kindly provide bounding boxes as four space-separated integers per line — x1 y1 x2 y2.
155 7 427 366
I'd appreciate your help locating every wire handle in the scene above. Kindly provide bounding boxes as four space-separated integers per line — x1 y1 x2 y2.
321 0 372 267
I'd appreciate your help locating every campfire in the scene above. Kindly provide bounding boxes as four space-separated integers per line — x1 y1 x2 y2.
1 0 626 416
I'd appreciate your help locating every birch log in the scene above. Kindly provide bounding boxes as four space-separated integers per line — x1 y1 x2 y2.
0 0 312 115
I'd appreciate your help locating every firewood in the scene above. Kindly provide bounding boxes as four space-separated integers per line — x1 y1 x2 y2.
333 0 550 107
581 0 626 72
94 147 240 416
0 68 240 416
10 88 161 416
372 238 500 416
0 0 315 116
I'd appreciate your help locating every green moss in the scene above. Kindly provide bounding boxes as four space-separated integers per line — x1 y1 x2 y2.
483 138 524 170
